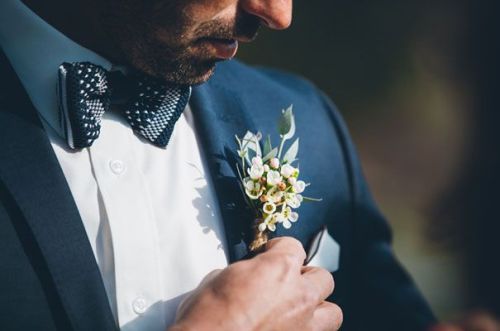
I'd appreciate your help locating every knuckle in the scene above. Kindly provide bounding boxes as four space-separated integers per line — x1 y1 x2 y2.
281 236 303 248
281 252 300 270
303 267 335 297
300 283 321 307
255 252 279 269
267 237 306 260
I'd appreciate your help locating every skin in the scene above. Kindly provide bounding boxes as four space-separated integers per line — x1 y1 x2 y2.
22 0 293 84
20 1 342 329
18 2 497 330
169 238 343 331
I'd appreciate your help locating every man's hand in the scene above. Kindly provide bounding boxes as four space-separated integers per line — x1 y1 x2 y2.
169 237 343 331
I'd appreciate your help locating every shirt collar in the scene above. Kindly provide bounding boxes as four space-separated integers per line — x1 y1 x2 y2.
0 0 112 137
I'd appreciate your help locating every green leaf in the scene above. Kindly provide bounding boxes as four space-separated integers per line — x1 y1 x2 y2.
282 138 299 164
278 105 295 140
241 131 262 160
263 135 272 157
262 147 278 163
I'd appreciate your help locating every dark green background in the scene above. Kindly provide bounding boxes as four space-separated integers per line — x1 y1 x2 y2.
237 0 499 318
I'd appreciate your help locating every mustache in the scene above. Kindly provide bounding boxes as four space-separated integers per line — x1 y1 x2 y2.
194 12 261 42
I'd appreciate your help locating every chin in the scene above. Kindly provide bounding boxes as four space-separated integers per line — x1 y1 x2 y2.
160 62 217 86
186 67 216 86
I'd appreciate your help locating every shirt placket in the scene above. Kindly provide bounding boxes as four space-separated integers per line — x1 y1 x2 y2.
88 114 165 329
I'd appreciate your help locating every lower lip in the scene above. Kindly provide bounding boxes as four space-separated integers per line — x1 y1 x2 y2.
205 39 239 60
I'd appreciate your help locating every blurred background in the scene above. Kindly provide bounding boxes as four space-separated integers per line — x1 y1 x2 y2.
238 0 499 321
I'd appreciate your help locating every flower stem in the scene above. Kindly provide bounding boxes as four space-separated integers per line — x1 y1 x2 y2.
249 227 269 252
277 136 286 159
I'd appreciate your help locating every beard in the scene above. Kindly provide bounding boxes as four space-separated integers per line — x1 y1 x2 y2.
100 1 260 85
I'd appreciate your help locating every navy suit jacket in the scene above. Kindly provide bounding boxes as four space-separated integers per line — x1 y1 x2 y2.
0 52 436 330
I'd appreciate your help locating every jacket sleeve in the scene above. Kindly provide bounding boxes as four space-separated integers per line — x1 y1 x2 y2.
320 93 437 331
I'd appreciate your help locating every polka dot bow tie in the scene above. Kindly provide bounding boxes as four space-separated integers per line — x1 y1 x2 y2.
57 62 192 149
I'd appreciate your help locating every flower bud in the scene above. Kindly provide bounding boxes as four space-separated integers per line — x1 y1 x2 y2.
278 182 287 191
280 164 295 178
252 156 263 167
270 158 280 169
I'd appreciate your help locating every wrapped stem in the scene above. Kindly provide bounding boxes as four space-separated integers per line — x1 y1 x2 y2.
249 223 269 252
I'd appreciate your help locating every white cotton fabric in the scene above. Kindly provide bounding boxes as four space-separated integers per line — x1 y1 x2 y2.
0 1 229 330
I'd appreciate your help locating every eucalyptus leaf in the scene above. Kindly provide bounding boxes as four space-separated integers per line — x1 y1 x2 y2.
282 138 299 164
263 135 272 157
278 105 296 141
262 147 278 163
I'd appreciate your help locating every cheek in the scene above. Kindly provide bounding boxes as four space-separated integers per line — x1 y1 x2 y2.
187 0 238 21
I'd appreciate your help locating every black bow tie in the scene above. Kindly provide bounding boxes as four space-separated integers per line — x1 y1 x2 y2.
57 62 191 149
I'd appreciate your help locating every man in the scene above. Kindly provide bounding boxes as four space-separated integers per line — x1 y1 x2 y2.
0 0 435 330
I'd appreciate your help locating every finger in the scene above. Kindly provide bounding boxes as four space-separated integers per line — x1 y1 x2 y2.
301 266 335 301
199 269 222 286
265 236 307 266
307 302 343 331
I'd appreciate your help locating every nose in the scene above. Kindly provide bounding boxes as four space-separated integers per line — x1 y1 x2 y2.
240 0 293 30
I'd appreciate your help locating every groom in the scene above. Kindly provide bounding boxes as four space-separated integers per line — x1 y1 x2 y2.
0 0 436 330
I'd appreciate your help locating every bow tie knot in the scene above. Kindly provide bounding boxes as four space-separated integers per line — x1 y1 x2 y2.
58 62 191 149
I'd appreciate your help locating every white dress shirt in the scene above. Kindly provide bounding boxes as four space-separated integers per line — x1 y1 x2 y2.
0 1 229 330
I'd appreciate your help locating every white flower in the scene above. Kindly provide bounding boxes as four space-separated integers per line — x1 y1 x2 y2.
286 193 303 209
248 164 265 180
264 164 270 172
288 177 297 185
280 164 295 178
270 158 280 169
293 180 306 193
267 187 284 204
244 178 262 200
258 214 277 232
262 202 276 215
275 212 286 224
282 207 299 229
252 156 263 167
267 170 282 186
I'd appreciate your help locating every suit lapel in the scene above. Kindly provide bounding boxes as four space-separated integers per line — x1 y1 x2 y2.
191 79 258 262
0 54 117 330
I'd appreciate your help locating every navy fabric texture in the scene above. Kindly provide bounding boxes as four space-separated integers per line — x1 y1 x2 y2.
0 51 436 331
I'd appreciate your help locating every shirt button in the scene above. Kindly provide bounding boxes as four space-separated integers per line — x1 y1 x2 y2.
109 160 126 175
132 297 148 315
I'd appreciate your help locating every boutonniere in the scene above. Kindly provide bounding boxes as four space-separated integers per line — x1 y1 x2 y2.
235 105 322 252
